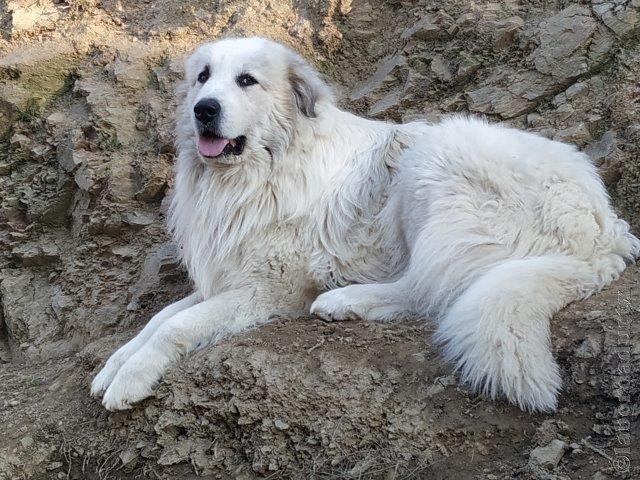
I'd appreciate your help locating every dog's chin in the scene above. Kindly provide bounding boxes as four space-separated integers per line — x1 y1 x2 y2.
196 132 247 165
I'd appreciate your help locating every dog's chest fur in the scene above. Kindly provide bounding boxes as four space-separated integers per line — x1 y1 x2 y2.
169 124 411 300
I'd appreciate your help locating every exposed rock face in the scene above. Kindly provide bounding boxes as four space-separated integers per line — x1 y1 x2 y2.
464 5 615 119
0 269 56 348
531 5 598 78
0 1 639 479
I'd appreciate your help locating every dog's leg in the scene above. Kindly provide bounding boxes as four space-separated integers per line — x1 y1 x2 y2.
101 288 274 410
91 292 201 397
311 281 414 323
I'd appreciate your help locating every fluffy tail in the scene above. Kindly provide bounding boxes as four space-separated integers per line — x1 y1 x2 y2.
435 255 601 412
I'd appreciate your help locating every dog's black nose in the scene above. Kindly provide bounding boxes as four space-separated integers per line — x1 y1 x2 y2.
194 98 221 123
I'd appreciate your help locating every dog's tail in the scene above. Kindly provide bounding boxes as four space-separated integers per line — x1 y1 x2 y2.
434 254 606 412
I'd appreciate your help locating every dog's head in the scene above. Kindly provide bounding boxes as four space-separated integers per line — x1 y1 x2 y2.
178 37 333 165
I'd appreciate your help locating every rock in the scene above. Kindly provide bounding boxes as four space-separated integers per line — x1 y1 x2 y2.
456 52 481 81
529 439 567 468
401 112 441 124
466 69 556 118
466 85 529 118
625 123 640 142
0 269 57 348
50 286 73 321
56 132 88 172
109 153 136 204
111 245 138 258
72 151 107 194
492 16 524 50
565 81 588 100
368 89 402 117
552 82 590 108
592 1 639 39
9 132 30 149
46 461 63 471
531 5 598 79
152 58 184 93
588 135 622 188
135 154 171 202
584 310 606 322
430 55 452 82
40 179 76 227
127 243 181 310
588 26 616 67
574 334 603 359
20 436 33 448
123 211 155 229
350 53 406 101
45 112 68 130
11 241 60 266
456 12 477 29
526 113 546 128
425 375 456 396
73 78 138 147
585 131 617 166
114 58 149 90
401 15 444 41
10 133 52 160
118 448 138 467
553 124 592 146
0 333 11 363
112 42 159 89
274 419 289 430
466 76 535 118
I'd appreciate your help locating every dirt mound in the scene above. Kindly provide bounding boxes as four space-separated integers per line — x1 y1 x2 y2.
0 1 638 479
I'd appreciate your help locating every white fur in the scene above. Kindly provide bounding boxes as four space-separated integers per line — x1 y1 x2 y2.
92 37 639 412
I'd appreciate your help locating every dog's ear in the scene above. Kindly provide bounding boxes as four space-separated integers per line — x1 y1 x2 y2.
287 51 334 118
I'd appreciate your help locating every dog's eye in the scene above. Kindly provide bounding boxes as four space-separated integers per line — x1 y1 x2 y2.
237 73 258 88
197 67 210 84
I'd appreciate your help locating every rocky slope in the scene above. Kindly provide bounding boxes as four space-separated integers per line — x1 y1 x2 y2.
0 1 638 479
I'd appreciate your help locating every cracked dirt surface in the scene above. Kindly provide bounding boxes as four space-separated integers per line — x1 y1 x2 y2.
0 1 639 479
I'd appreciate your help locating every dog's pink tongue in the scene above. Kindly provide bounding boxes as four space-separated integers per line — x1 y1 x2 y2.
198 136 229 157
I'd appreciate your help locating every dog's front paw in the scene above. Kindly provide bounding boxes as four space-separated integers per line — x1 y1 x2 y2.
310 289 362 322
91 357 123 398
101 357 160 411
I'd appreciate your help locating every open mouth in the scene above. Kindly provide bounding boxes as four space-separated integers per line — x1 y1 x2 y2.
197 133 246 158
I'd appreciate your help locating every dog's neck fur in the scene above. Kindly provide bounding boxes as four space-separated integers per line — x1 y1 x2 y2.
169 102 413 298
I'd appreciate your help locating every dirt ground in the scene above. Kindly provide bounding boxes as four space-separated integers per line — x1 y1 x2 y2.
0 0 639 479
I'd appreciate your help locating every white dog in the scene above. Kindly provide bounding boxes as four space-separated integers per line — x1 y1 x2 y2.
91 37 639 412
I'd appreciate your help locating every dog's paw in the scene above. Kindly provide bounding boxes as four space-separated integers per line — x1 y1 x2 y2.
91 357 123 397
310 289 362 322
101 357 159 411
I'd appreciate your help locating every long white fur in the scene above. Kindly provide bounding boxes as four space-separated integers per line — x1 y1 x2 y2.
92 37 639 412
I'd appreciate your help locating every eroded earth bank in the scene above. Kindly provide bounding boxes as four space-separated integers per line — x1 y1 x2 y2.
0 1 639 479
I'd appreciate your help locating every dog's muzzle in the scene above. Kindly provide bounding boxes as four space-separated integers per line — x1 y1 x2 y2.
193 98 246 158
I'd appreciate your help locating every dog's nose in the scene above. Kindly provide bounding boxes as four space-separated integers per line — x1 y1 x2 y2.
194 99 221 123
